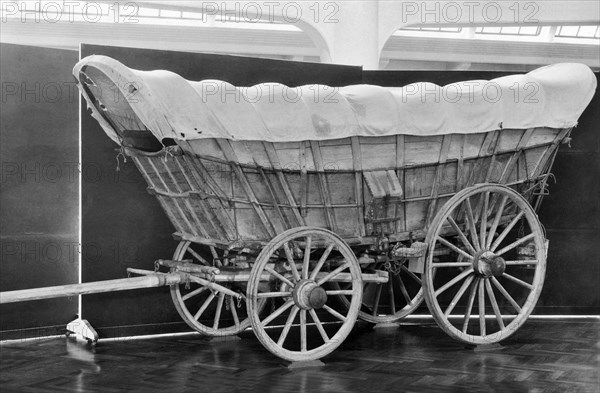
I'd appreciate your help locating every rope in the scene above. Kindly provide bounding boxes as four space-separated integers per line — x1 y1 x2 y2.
115 146 127 172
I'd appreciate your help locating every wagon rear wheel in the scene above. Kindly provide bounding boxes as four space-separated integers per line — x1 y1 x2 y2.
423 184 546 344
247 227 362 362
170 241 255 336
335 257 423 324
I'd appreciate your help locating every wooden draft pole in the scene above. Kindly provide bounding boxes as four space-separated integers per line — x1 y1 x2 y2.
0 272 186 304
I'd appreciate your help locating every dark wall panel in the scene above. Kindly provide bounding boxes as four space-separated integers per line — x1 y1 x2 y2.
0 43 79 339
80 44 363 337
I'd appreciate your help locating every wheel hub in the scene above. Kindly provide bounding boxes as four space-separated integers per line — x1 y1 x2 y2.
472 250 506 278
292 279 328 310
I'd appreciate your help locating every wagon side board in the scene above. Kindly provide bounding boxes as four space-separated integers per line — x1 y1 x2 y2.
123 126 569 249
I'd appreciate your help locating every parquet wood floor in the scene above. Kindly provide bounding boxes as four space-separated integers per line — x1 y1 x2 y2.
0 318 598 393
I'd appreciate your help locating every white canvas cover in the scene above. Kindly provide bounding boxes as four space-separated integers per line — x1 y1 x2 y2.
74 55 597 143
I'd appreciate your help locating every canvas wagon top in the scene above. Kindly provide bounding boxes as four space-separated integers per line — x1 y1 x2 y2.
73 55 596 147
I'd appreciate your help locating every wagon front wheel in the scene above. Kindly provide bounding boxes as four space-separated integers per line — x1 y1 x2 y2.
335 256 424 324
247 227 363 362
423 184 547 345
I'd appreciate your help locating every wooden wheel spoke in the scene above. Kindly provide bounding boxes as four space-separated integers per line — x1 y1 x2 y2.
388 278 396 312
495 233 535 257
372 284 383 316
282 243 301 282
485 192 501 217
309 244 334 280
300 309 307 352
316 263 350 286
222 249 230 267
182 286 208 301
485 278 505 329
397 275 412 305
264 267 295 288
436 237 473 261
435 268 473 297
490 211 525 252
277 306 299 346
447 216 477 256
213 293 225 329
187 246 209 266
473 192 486 224
486 195 509 249
462 278 479 333
432 262 473 268
505 260 538 265
229 296 240 328
257 291 293 298
479 192 489 248
502 272 533 290
401 265 422 285
464 197 481 251
491 277 522 312
261 299 294 327
194 292 216 320
302 236 312 280
209 246 222 268
478 279 486 336
444 275 474 317
309 309 330 343
325 290 354 296
322 304 347 322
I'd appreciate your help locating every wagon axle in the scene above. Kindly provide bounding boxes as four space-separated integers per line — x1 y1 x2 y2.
292 279 328 310
472 251 506 278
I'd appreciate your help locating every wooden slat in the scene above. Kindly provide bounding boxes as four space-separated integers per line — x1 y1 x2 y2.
182 155 237 239
530 128 571 178
456 134 465 191
262 142 305 226
483 130 502 182
351 137 366 236
133 157 183 233
185 156 227 200
217 139 276 238
499 128 536 184
143 157 194 235
396 135 407 233
426 135 452 227
310 140 337 232
161 158 212 240
466 130 499 187
299 141 308 217
529 128 572 211
147 157 196 235
173 157 229 240
257 166 290 231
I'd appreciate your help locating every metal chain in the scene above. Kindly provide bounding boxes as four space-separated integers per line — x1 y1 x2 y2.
383 257 403 276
